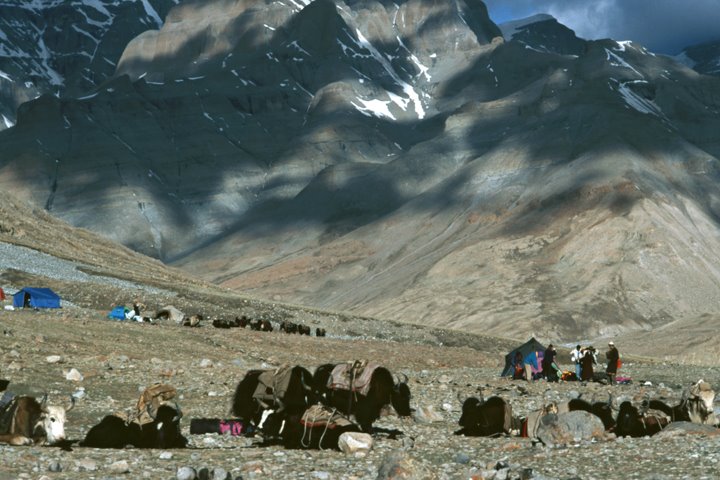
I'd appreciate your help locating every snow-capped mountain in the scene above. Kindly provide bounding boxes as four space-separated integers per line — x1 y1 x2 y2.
0 0 180 130
1 0 720 343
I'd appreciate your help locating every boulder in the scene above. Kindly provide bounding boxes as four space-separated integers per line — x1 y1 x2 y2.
338 432 373 455
536 411 607 447
413 405 444 423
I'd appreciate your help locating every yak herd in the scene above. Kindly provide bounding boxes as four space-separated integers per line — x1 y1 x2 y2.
211 315 326 337
1 369 718 450
457 379 718 439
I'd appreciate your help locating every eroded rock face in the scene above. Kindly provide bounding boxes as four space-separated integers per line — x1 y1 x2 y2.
0 0 179 130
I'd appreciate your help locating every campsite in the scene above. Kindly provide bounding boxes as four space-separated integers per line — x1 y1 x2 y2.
2 273 720 479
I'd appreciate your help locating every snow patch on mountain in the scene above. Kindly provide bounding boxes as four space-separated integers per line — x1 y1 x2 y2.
354 29 425 119
140 0 163 27
605 49 643 78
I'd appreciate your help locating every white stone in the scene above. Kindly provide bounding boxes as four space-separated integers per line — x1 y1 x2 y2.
338 432 373 454
75 459 97 471
199 358 214 368
64 368 84 382
109 460 130 474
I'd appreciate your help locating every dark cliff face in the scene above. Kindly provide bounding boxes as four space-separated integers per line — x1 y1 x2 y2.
679 40 720 76
1 1 720 340
500 14 587 56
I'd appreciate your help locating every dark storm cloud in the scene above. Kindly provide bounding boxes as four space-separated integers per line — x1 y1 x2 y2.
483 0 720 54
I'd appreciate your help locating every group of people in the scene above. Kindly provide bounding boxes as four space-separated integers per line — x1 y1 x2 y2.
513 341 621 384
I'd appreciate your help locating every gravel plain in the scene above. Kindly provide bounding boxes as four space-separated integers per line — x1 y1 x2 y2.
2 241 720 480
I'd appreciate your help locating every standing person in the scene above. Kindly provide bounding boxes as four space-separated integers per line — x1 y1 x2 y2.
523 350 539 381
570 345 583 380
542 344 559 382
580 346 597 381
606 341 619 384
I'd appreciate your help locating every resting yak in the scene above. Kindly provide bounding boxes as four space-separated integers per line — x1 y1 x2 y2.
455 396 513 437
313 362 412 433
614 401 670 437
231 365 317 427
0 394 74 446
80 403 187 449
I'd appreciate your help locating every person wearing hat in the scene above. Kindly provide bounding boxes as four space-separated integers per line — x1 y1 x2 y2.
580 346 597 381
605 341 619 384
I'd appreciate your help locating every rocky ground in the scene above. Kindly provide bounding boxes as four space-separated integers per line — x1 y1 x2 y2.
2 301 720 480
2 219 720 479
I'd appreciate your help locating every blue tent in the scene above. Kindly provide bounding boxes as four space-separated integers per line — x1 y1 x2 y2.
107 306 130 320
13 288 61 309
500 337 546 377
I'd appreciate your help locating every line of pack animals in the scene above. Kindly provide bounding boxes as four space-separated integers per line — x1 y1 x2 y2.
211 315 326 337
0 366 717 451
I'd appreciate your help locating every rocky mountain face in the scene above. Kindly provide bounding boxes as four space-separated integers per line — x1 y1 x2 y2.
0 0 179 130
676 40 720 77
1 0 720 349
499 14 586 56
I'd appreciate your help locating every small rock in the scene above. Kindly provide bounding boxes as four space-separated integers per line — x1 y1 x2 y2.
72 388 86 399
241 462 265 475
455 453 470 464
75 458 97 471
413 405 444 423
177 466 197 480
48 462 62 472
159 451 173 460
210 468 230 480
64 368 84 382
376 451 434 480
312 472 330 479
109 460 130 474
199 358 214 368
437 374 452 384
45 355 63 364
338 432 373 455
9 350 20 358
402 436 415 449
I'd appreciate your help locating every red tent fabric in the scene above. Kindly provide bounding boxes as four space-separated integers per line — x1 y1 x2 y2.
0 287 5 301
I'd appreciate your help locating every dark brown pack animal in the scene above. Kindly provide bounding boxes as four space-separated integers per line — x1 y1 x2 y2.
0 394 74 446
315 328 327 337
280 321 298 334
80 404 187 448
615 401 670 437
455 396 512 437
231 365 316 426
313 362 412 433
